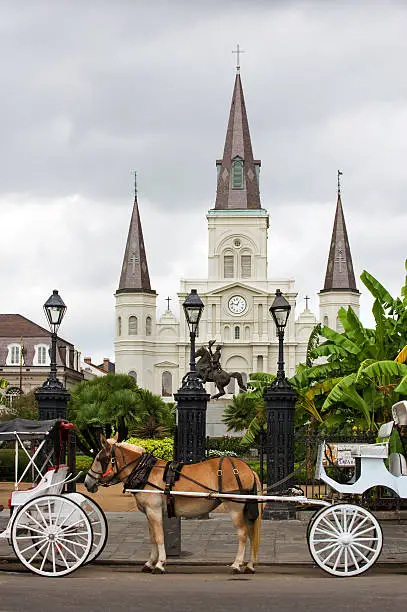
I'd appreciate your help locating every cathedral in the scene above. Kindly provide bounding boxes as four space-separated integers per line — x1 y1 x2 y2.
114 70 360 424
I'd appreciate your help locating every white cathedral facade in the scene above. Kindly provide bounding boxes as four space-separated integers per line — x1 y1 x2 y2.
114 72 360 413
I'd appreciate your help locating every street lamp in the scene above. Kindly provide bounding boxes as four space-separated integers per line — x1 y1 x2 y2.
263 289 297 520
35 290 75 490
43 290 67 386
35 290 70 420
173 289 210 463
269 289 291 383
183 288 204 377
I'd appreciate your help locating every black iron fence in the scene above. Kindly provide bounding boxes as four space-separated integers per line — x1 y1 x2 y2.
206 428 407 512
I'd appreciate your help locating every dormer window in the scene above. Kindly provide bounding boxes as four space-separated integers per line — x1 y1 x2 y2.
6 344 23 366
34 344 50 366
232 157 244 189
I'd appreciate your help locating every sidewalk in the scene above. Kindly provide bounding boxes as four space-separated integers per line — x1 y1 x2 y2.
2 512 407 566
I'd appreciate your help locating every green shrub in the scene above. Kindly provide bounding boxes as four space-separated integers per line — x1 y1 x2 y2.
207 436 249 455
0 448 30 481
126 437 174 461
74 455 93 481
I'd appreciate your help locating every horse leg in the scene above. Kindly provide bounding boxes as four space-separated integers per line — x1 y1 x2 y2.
145 506 167 574
224 501 248 573
210 383 225 400
142 520 159 572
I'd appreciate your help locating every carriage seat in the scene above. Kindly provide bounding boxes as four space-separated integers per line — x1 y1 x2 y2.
10 466 69 508
389 453 407 477
350 421 392 459
392 401 407 426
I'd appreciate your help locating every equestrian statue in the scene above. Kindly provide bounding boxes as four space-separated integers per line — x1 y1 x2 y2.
194 340 247 400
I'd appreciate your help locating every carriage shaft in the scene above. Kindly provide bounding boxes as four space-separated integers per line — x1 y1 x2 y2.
125 488 330 506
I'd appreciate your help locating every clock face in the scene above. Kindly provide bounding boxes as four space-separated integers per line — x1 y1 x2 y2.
228 295 247 315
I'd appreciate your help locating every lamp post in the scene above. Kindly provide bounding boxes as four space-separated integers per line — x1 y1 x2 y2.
35 290 70 421
263 289 297 520
173 289 210 463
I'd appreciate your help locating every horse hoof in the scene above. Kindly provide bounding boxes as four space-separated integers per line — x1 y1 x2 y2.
231 567 242 574
152 566 166 574
141 564 153 573
244 566 255 574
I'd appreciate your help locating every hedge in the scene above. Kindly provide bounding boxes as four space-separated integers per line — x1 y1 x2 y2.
126 437 174 461
0 449 30 481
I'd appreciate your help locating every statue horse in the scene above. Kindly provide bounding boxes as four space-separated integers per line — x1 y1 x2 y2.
194 346 247 399
85 434 262 574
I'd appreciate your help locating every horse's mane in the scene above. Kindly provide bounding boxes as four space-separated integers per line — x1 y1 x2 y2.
108 440 145 454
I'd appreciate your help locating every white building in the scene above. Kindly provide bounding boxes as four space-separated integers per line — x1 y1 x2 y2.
114 71 359 427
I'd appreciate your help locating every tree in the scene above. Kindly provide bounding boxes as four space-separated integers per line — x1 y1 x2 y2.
291 260 407 430
0 390 39 421
222 373 274 443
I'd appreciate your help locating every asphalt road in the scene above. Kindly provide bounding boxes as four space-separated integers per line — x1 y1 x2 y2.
1 565 406 612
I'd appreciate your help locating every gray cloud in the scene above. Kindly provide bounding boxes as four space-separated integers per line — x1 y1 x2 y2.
0 0 406 362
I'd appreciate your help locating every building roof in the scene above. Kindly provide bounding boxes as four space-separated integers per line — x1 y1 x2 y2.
321 189 358 293
0 314 49 338
117 184 155 294
0 314 73 345
214 73 261 210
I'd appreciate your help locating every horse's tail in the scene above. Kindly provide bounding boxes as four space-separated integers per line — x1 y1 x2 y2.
231 372 247 391
244 472 262 563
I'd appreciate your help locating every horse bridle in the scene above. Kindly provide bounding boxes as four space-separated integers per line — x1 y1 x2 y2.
88 444 141 486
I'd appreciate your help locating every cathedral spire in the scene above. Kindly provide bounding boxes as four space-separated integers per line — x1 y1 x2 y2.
117 175 154 294
214 72 261 210
321 172 358 293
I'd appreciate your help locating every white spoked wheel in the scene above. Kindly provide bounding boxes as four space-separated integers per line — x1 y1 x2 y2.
76 494 108 564
308 503 383 577
11 494 93 577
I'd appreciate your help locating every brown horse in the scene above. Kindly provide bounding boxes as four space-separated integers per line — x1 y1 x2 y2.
84 435 262 574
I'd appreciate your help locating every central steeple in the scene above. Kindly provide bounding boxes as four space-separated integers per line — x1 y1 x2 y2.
214 73 261 210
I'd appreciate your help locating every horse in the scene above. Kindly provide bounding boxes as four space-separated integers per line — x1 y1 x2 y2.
194 346 247 399
84 434 262 574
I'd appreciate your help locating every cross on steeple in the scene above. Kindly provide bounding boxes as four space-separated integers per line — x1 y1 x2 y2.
305 295 310 310
338 169 343 195
132 170 137 198
166 296 171 311
232 44 245 73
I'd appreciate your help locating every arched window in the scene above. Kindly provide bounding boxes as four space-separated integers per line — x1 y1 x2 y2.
117 317 122 336
128 316 138 335
257 355 263 371
162 371 172 397
6 344 23 366
227 378 236 395
245 325 250 340
323 316 329 328
128 370 137 383
234 326 240 340
336 317 344 333
232 157 244 189
224 254 234 279
241 254 251 278
224 325 230 341
146 316 152 336
5 387 21 407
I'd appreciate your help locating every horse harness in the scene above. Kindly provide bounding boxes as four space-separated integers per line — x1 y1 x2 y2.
110 449 251 519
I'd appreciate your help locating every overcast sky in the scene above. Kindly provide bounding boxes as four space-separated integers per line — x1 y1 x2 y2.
1 1 406 364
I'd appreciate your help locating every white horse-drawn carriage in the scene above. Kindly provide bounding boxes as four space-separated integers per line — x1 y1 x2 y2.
0 418 108 577
2 401 407 578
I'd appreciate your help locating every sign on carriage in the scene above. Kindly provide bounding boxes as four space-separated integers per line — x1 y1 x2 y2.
322 443 360 467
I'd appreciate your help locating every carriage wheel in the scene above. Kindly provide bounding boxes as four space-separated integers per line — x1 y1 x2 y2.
11 494 93 577
308 504 383 577
76 494 108 564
